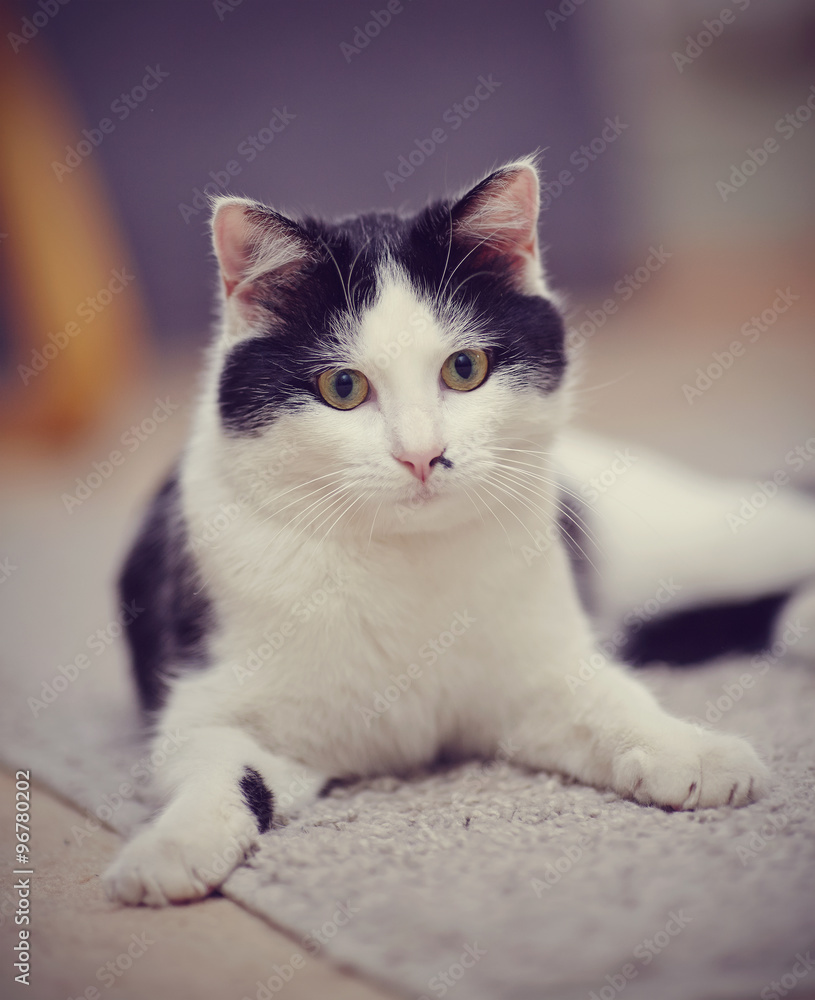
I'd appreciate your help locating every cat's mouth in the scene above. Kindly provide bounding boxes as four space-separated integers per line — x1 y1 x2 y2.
402 480 438 502
396 474 460 510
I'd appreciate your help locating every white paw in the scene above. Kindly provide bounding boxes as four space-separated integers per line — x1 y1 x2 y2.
612 723 769 810
103 809 259 906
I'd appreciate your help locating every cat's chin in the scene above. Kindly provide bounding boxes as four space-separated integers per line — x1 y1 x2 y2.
373 486 485 537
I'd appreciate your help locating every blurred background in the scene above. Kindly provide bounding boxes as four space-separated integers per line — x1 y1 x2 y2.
1 0 814 735
0 3 814 992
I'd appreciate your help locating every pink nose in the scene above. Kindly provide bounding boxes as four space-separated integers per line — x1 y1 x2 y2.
394 449 446 484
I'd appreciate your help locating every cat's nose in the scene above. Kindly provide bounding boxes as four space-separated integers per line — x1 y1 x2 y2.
394 449 447 484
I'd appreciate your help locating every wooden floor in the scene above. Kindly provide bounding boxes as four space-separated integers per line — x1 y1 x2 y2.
0 768 397 1000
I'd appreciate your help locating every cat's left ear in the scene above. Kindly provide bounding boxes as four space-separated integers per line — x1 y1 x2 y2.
452 158 545 295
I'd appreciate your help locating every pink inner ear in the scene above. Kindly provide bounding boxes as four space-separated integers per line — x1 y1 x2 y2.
212 201 312 306
213 203 256 296
458 166 540 262
451 165 544 296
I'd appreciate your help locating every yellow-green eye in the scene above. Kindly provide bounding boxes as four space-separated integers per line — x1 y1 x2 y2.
441 349 489 391
317 368 369 410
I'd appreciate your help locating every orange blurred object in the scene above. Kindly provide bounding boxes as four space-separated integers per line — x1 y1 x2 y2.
0 3 148 448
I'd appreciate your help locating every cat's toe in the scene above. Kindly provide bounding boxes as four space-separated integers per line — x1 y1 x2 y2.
691 729 769 807
103 811 258 906
613 744 701 810
612 725 769 810
104 833 214 906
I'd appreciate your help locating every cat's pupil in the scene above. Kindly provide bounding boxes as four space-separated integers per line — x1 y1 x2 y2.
335 372 354 398
454 353 473 379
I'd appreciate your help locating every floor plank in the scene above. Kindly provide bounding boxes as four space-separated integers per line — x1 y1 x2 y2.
0 768 398 1000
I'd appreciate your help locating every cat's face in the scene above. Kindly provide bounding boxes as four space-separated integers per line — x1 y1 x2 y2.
208 160 569 537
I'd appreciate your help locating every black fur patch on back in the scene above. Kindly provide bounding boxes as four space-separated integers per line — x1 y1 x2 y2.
240 767 274 834
118 470 213 712
621 591 790 666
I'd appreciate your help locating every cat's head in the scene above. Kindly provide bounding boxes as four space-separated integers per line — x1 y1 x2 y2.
205 158 570 538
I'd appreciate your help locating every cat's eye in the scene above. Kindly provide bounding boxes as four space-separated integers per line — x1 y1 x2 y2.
317 368 370 410
441 349 490 392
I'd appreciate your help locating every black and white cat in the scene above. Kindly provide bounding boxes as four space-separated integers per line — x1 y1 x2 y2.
104 158 815 906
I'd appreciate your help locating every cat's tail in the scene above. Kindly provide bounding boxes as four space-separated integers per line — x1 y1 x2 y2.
555 430 815 667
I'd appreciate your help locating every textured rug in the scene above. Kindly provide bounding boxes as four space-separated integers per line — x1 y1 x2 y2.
2 632 814 1000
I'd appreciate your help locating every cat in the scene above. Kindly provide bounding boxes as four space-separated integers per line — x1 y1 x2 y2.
103 157 815 906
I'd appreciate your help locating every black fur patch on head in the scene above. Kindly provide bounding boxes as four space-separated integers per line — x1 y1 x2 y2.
240 767 274 834
218 215 381 436
401 199 567 395
217 196 565 436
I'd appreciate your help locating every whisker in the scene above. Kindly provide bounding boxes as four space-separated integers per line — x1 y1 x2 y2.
479 473 556 572
366 498 385 554
346 236 372 314
349 491 375 531
490 454 605 517
569 373 634 395
491 463 606 553
447 269 493 301
490 442 590 483
257 482 353 558
469 482 513 549
250 470 348 517
483 472 554 532
317 236 357 322
492 461 603 532
475 478 540 549
493 450 652 530
251 473 348 527
488 469 605 575
458 482 487 527
434 205 455 303
312 492 367 553
436 226 503 307
192 472 347 592
294 487 356 547
487 469 554 521
492 457 594 508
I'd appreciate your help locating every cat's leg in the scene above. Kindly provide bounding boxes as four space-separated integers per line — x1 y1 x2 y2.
103 726 326 906
509 656 770 809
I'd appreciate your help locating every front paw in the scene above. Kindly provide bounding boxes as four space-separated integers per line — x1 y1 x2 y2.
612 723 769 810
103 814 258 906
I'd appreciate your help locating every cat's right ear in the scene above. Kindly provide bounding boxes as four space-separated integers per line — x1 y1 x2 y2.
210 197 315 319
